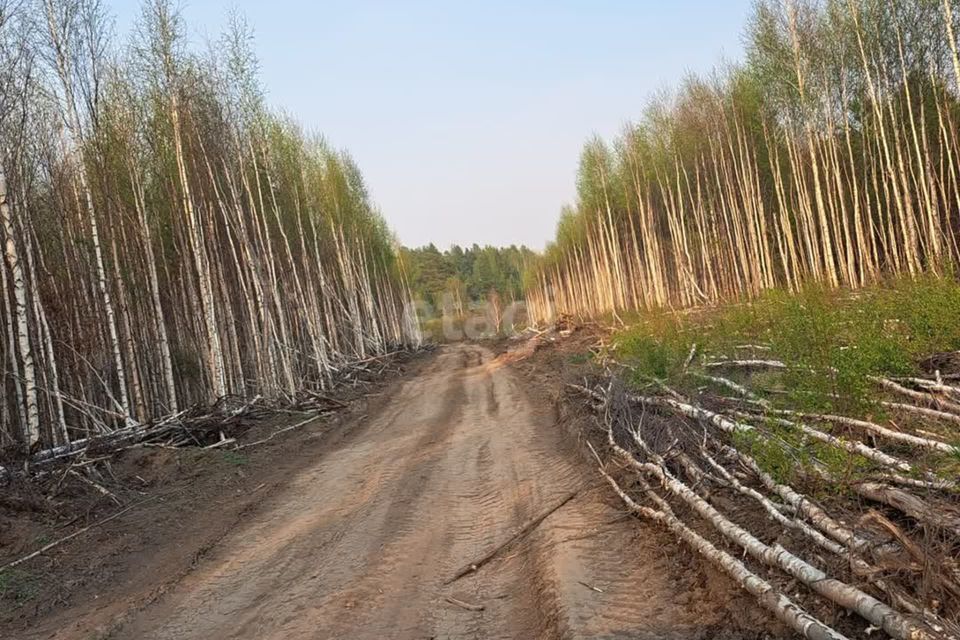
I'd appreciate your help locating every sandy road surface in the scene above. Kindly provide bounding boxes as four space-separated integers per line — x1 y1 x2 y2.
51 344 734 639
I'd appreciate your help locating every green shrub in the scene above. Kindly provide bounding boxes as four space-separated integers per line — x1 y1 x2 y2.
0 569 40 606
612 274 960 415
615 315 693 381
608 275 960 483
221 450 249 466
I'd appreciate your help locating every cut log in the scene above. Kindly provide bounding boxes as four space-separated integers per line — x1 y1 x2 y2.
872 377 960 415
780 410 958 456
700 449 844 555
704 359 788 370
853 482 960 538
619 439 936 640
881 401 960 427
595 463 848 640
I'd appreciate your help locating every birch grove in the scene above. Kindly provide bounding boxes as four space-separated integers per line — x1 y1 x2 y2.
0 0 419 451
527 0 960 324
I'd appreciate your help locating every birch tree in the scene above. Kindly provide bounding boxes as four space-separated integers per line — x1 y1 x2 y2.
528 0 960 325
0 0 419 450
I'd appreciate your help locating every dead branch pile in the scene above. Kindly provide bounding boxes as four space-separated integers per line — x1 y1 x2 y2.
0 348 422 484
571 368 960 640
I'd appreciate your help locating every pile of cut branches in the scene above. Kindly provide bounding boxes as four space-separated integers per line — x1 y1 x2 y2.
0 347 423 484
571 356 960 640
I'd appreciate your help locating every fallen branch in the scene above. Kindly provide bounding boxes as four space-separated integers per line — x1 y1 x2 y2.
693 372 770 407
740 412 914 473
236 413 327 450
638 394 754 436
733 344 773 351
579 383 876 552
881 401 960 427
203 437 236 450
892 377 960 402
642 389 924 478
68 469 120 505
592 456 847 640
704 359 787 370
620 427 937 640
872 473 957 492
778 410 958 456
577 580 604 593
716 442 888 555
701 448 940 620
853 482 960 538
3 348 418 479
872 377 960 415
445 490 577 584
1 497 150 571
699 448 843 554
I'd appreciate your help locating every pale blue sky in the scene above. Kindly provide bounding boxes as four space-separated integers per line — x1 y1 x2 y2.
112 1 752 249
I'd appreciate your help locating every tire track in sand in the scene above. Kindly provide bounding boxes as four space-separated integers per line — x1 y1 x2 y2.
47 343 741 640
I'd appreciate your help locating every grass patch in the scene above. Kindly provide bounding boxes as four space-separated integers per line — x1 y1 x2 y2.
221 450 249 466
615 315 696 383
613 275 960 414
0 569 41 606
731 427 802 485
729 416 874 490
610 275 960 482
567 352 592 365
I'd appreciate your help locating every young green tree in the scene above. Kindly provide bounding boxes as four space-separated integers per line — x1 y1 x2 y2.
0 0 418 451
527 0 960 325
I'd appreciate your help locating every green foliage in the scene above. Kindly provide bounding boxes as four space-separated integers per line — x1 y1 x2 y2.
732 415 869 486
402 243 535 309
526 0 960 328
760 277 960 412
732 427 799 485
613 277 960 483
770 289 907 413
221 451 249 466
615 319 692 382
567 352 592 365
614 275 960 415
0 569 41 607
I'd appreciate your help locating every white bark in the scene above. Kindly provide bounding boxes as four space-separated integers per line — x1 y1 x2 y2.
872 376 960 416
43 0 131 423
24 223 68 443
130 168 178 412
881 401 960 427
171 96 226 398
699 448 845 555
0 169 39 447
621 430 935 640
782 409 958 456
721 443 873 553
596 463 848 640
752 412 914 473
704 359 787 370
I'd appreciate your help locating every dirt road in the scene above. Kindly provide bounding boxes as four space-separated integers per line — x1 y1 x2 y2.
37 344 749 639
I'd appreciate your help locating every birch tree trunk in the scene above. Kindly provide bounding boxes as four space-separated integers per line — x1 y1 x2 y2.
43 0 131 423
0 169 39 447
